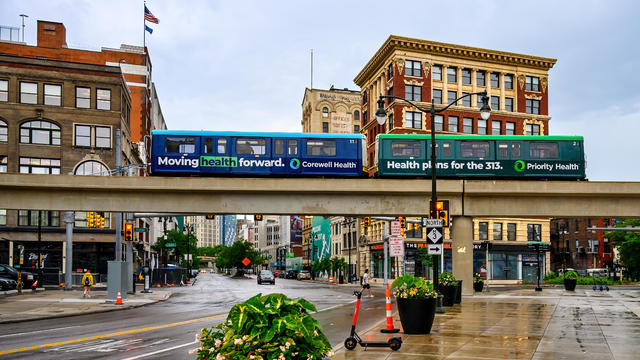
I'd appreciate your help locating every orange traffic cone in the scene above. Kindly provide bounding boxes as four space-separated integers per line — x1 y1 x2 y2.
329 275 334 284
115 290 123 305
381 282 399 333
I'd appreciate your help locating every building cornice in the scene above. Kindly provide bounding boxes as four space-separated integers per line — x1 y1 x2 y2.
354 35 557 86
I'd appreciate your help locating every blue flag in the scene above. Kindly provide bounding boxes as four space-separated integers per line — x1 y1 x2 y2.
145 25 153 34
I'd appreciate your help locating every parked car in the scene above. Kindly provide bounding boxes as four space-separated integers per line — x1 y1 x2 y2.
587 268 609 278
257 270 275 285
278 271 286 278
297 270 311 280
0 264 36 288
285 270 299 279
0 276 17 291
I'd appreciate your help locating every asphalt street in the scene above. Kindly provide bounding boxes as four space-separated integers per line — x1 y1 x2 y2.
0 273 387 359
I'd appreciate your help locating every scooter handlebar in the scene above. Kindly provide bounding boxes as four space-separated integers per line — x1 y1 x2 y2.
353 290 361 297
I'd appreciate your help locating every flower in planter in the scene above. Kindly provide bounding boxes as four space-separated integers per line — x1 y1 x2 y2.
563 270 578 280
474 273 484 283
391 274 437 299
438 272 457 286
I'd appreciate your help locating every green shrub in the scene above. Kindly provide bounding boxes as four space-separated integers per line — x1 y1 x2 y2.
195 293 332 360
391 274 437 299
543 271 557 281
438 272 457 286
563 270 578 280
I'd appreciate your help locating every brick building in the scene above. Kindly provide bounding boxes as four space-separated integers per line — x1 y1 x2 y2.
550 218 614 272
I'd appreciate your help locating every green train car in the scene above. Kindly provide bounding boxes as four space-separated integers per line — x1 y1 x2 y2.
375 134 585 179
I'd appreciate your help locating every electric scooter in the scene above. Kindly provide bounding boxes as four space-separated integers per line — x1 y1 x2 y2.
344 290 402 351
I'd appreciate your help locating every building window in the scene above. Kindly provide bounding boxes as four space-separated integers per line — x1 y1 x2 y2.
0 210 5 226
477 119 487 135
405 85 421 101
95 126 111 148
387 87 394 105
0 79 8 102
507 223 516 241
76 87 90 108
432 65 442 81
525 76 540 91
405 60 421 77
354 110 360 121
405 111 422 129
20 120 61 145
20 82 38 104
19 157 61 174
476 71 485 86
447 67 457 82
353 125 360 133
504 74 513 90
44 84 61 106
434 114 444 131
96 89 111 110
462 92 471 107
322 122 329 133
491 96 500 111
388 63 393 80
322 107 329 118
0 155 6 172
527 224 542 241
0 120 6 142
75 125 91 147
433 89 442 104
462 69 472 84
479 222 488 240
463 117 473 133
526 99 540 114
448 91 457 104
362 90 367 104
490 73 500 88
363 111 367 124
505 122 515 135
505 97 514 112
448 116 458 132
491 120 501 135
74 160 110 176
18 210 60 227
526 124 541 136
493 223 503 240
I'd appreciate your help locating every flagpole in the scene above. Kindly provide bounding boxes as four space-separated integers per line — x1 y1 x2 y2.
143 0 146 49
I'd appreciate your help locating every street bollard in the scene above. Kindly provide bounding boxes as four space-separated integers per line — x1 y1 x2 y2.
142 266 152 293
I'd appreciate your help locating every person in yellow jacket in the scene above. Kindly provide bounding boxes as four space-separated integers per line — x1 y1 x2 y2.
82 270 94 298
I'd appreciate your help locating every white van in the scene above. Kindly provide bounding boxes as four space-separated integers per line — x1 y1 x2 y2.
587 268 608 278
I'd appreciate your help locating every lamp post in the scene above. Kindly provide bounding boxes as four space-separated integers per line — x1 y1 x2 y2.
184 223 193 277
376 91 490 291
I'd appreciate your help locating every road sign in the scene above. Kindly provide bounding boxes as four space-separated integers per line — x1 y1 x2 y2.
428 244 442 255
390 221 401 236
389 236 404 257
422 218 443 227
134 227 148 233
166 242 176 247
242 257 251 266
426 227 443 244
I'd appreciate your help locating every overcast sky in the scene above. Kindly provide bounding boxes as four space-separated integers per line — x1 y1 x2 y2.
2 0 639 181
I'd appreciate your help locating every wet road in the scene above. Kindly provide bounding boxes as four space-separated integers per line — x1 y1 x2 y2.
0 273 386 359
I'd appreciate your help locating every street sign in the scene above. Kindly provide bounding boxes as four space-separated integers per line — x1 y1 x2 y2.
389 235 404 257
390 221 401 236
422 218 443 227
428 244 442 255
166 242 176 247
134 227 148 233
242 257 251 266
426 227 443 244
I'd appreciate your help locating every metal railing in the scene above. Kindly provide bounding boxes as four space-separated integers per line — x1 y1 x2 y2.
0 26 20 42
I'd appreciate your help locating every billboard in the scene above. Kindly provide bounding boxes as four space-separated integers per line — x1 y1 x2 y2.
311 216 331 261
290 216 303 257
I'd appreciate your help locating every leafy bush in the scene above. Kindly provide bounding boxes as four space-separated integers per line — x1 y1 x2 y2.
543 271 557 281
563 270 578 280
391 274 437 299
438 272 457 286
195 293 332 360
544 275 614 285
474 273 484 283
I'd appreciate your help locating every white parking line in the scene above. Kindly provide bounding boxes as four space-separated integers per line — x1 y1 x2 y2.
0 325 81 338
120 341 196 360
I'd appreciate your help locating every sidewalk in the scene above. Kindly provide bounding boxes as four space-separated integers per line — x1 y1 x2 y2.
0 287 172 324
332 288 640 359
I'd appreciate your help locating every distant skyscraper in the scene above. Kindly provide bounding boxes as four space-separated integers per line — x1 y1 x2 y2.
220 215 237 246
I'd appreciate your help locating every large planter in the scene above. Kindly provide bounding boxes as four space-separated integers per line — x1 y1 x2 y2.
455 280 463 304
438 284 458 306
396 297 437 334
473 281 484 292
564 278 577 291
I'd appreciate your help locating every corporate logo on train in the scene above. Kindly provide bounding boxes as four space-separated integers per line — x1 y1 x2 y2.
156 156 357 170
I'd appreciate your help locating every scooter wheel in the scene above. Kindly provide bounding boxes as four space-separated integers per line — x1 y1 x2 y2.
344 337 357 350
389 337 402 351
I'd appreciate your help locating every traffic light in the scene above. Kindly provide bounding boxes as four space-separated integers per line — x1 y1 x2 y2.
429 199 450 227
395 216 406 228
124 223 134 242
437 210 449 227
363 216 371 227
206 214 215 220
254 214 263 222
98 214 105 229
88 212 95 228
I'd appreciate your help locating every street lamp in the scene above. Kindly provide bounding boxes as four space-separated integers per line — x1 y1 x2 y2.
342 217 354 283
184 223 193 277
376 91 490 291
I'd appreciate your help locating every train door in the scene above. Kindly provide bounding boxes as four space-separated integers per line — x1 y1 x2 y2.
270 138 295 175
285 138 302 175
231 137 271 174
200 136 230 175
437 140 455 177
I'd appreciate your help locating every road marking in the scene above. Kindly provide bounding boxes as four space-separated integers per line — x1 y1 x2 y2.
0 313 227 356
314 300 356 313
120 341 196 360
0 325 81 338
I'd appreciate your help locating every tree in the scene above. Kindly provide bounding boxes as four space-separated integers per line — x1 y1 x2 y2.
151 230 200 268
213 240 263 276
607 219 640 281
416 248 434 279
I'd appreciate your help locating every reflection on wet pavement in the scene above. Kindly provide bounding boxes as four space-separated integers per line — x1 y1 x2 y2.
333 288 640 359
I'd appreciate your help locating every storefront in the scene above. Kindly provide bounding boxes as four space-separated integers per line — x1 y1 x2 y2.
472 243 546 282
369 244 397 280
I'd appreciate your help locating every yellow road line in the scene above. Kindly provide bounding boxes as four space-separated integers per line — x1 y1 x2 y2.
0 313 227 356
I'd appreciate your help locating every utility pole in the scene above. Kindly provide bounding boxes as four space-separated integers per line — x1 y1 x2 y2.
19 14 28 43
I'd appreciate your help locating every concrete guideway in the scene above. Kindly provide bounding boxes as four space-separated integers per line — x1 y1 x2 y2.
2 173 640 217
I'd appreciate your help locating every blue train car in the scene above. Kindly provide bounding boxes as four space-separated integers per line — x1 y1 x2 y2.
151 130 366 176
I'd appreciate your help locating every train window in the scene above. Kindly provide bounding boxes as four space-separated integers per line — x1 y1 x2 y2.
218 139 227 154
512 142 521 157
288 140 298 155
165 137 195 154
460 141 490 158
237 138 266 155
275 139 285 155
442 142 452 156
307 140 336 156
530 142 559 158
498 142 508 157
391 140 421 157
204 138 214 154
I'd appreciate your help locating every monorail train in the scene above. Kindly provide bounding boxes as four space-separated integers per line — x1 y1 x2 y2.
151 130 585 179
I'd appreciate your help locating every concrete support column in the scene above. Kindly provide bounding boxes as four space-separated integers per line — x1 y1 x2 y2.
64 211 74 291
452 216 473 295
8 241 13 266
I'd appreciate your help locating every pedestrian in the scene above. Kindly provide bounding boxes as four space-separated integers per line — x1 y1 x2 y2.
82 270 94 298
360 269 373 297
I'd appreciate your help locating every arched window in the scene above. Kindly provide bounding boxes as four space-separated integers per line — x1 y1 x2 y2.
74 160 110 176
322 107 329 118
354 110 360 121
0 119 7 142
20 120 61 145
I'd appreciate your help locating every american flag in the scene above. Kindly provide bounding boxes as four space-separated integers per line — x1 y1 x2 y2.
144 5 159 24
